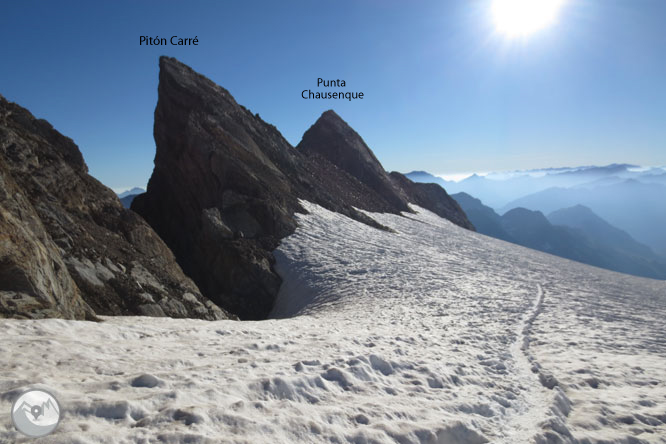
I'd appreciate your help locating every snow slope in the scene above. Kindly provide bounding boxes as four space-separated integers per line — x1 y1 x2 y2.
1 203 665 443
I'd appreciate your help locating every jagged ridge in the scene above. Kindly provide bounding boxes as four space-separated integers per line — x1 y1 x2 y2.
133 57 473 320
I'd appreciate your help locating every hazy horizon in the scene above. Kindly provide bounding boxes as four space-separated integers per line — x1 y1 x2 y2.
429 163 666 183
112 162 665 194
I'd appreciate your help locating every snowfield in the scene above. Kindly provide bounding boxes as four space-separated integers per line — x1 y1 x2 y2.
1 203 665 443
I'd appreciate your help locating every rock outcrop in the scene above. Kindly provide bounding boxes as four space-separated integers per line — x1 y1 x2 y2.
0 95 229 320
298 110 409 214
133 57 473 320
298 111 474 229
0 156 94 319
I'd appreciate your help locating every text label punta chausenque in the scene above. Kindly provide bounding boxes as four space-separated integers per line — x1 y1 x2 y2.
303 79 364 101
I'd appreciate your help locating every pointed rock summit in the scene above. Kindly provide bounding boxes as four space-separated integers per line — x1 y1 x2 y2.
299 111 473 228
0 94 229 320
298 110 409 213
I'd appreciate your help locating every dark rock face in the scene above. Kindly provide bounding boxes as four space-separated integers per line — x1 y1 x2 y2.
133 57 305 320
301 151 403 217
133 57 474 320
298 110 409 214
389 172 475 230
0 95 229 320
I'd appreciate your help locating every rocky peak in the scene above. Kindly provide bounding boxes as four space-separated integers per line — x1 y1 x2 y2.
305 110 382 169
156 56 300 177
298 110 409 213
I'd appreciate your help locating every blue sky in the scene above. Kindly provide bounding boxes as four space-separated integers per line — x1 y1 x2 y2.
1 0 665 191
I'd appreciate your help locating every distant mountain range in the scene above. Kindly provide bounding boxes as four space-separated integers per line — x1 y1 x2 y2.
407 165 666 209
450 192 514 243
118 187 145 198
451 192 666 280
502 180 666 257
117 188 144 208
408 168 666 257
548 205 660 261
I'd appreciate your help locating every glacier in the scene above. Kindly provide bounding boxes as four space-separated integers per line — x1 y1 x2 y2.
1 202 665 443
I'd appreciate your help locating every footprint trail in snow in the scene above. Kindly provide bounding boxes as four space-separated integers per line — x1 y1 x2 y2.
1 203 665 443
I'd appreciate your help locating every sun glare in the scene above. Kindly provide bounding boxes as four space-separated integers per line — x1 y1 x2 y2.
492 0 565 36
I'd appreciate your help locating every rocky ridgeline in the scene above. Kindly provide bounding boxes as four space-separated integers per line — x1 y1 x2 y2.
0 95 230 320
298 110 473 230
133 57 473 320
0 57 472 321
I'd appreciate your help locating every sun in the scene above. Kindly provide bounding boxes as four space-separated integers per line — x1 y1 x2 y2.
492 0 565 36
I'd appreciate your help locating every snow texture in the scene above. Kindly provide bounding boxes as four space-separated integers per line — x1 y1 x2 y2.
1 202 665 443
